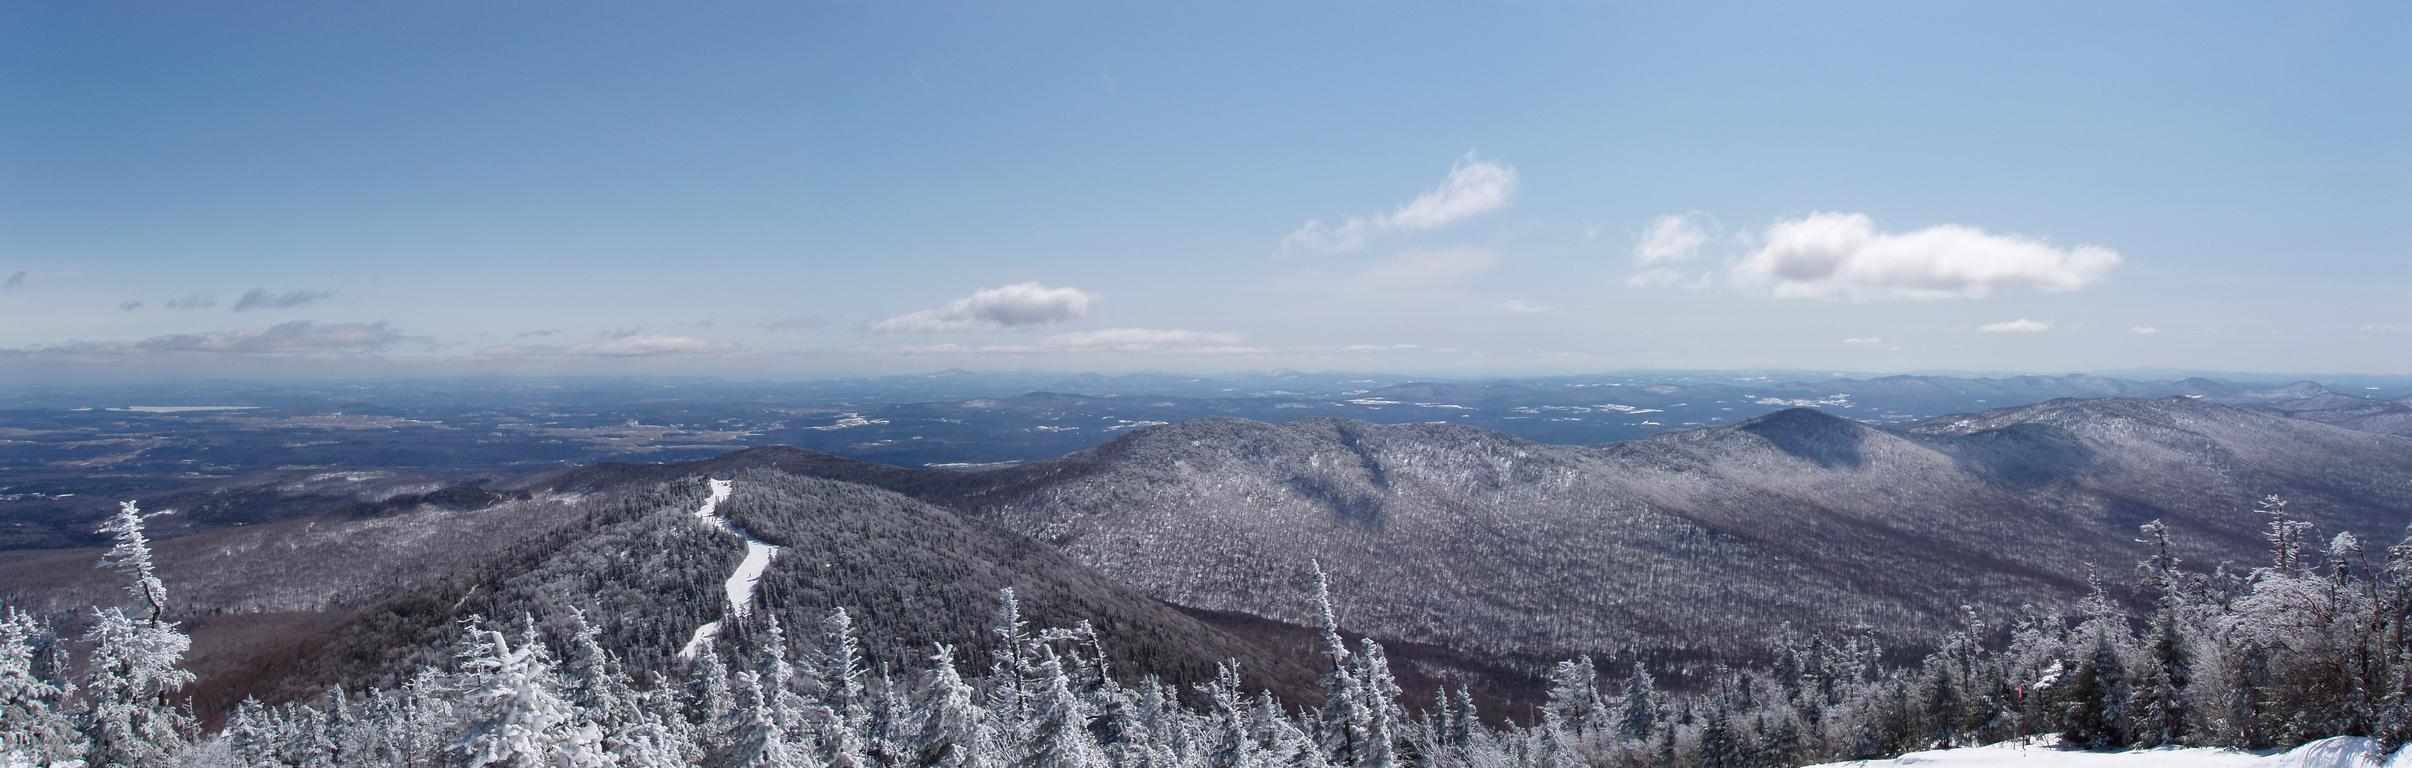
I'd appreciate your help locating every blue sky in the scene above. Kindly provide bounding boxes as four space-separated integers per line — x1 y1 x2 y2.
3 1 2407 379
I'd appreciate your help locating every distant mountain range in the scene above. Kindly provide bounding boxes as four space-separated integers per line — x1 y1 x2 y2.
810 396 2412 665
9 372 2412 551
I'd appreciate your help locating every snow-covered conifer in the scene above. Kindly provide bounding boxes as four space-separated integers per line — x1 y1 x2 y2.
0 609 79 765
1019 652 1104 768
452 620 610 767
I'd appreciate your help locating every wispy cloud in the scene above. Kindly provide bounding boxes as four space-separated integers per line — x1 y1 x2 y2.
117 301 145 312
1729 212 2118 300
2129 326 2160 335
13 321 407 359
1040 328 1245 352
1282 154 1518 254
165 293 217 310
873 327 1258 357
869 282 1100 333
1 271 24 290
1978 318 2053 333
761 315 826 331
475 334 747 359
1842 336 1885 345
1355 247 1501 290
1501 299 1554 314
514 329 562 338
2361 323 2402 334
233 288 332 311
1634 213 1714 266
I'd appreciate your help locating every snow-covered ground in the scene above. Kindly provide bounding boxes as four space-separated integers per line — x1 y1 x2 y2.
677 478 780 660
1808 736 2403 768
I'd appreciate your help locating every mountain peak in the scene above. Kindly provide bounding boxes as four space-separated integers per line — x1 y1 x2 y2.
1730 407 1875 468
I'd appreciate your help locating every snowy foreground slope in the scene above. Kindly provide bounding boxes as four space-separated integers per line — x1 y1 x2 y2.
1809 737 2403 768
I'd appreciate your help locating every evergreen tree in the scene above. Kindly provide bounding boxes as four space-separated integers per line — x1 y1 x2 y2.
1620 661 1659 748
2130 521 2192 747
1539 656 1593 754
1310 563 1370 767
2059 631 2131 750
988 588 1036 730
712 670 803 768
918 645 996 768
1354 639 1402 768
811 607 870 768
1199 662 1258 768
688 641 738 733
754 613 811 751
1019 652 1105 768
98 501 168 626
79 606 196 766
0 609 78 765
452 620 610 767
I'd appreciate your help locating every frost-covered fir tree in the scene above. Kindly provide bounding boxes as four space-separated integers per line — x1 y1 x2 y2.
81 500 197 766
2129 520 2191 747
1018 652 1105 768
1199 662 1257 768
988 588 1036 731
713 670 803 768
917 645 996 768
1540 657 1593 756
453 619 610 767
1617 661 1659 744
1309 563 1371 768
2059 582 2132 751
687 641 737 737
810 607 871 768
99 501 168 626
753 612 812 753
1353 639 1402 768
0 609 79 765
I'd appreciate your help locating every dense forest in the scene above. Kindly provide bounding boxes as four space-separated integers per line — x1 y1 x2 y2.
6 491 2412 768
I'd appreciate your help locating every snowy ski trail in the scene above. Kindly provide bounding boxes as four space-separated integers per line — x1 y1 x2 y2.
678 478 779 660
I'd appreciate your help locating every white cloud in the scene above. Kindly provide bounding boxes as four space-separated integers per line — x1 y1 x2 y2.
869 282 1100 333
2129 326 2160 335
1729 212 2119 300
1282 154 1517 253
1501 299 1554 313
164 293 217 310
1978 318 2053 333
2360 323 2402 334
1841 337 1885 345
1633 212 1713 265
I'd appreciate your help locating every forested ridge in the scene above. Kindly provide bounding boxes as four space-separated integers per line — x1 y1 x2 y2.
7 484 2412 767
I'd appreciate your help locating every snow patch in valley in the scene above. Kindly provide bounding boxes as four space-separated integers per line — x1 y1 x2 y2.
678 478 779 660
805 412 890 431
1806 736 2402 768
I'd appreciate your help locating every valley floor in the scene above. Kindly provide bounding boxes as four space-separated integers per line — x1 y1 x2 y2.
1808 737 2404 768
